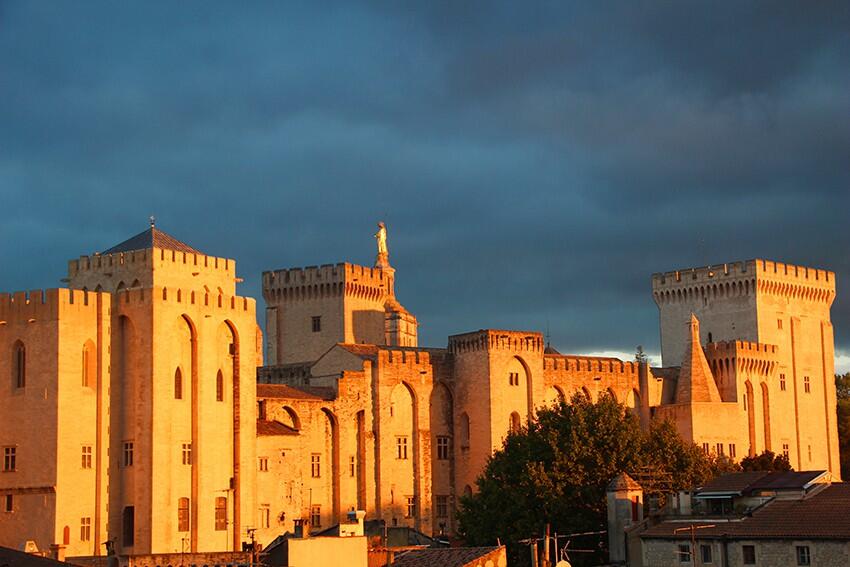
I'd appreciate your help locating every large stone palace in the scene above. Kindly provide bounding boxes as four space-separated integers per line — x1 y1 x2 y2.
0 223 841 558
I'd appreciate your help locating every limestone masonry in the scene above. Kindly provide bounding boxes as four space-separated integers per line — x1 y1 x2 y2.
0 225 840 558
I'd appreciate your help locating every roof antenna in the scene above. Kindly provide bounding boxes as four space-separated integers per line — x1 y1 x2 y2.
149 215 156 228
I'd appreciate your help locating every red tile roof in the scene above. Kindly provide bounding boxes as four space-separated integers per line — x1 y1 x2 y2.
642 483 850 540
256 383 335 401
337 343 380 360
257 419 299 436
389 547 504 567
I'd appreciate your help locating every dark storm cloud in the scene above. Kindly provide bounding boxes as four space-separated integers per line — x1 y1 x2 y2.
1 1 848 366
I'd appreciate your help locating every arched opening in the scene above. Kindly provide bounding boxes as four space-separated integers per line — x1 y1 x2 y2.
606 387 618 402
174 367 183 400
545 385 565 407
216 319 241 551
745 380 756 457
116 281 126 293
430 382 453 533
12 340 25 389
509 412 521 434
390 382 418 524
581 386 592 401
82 340 96 388
280 406 300 430
463 485 472 498
321 407 340 523
761 382 771 452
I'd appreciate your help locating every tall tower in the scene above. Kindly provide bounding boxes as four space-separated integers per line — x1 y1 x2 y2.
67 224 259 554
652 259 839 476
262 224 417 366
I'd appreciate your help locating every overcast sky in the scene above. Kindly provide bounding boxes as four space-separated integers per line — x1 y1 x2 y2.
1 2 848 370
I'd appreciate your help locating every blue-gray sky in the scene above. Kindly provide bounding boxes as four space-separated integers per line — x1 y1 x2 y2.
1 2 848 369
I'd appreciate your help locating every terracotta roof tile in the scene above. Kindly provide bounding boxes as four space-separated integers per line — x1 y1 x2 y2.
390 547 503 567
643 483 850 540
257 419 299 436
256 383 335 401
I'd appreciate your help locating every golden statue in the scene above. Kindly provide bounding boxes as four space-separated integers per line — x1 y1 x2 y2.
374 222 388 256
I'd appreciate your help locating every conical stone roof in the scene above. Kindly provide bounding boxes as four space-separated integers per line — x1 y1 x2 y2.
102 226 201 255
675 314 721 403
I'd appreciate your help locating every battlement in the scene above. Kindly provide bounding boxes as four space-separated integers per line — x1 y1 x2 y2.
69 247 234 277
543 354 638 375
0 288 108 322
100 285 254 314
652 259 836 305
378 348 433 367
705 340 778 357
448 329 544 354
263 262 394 303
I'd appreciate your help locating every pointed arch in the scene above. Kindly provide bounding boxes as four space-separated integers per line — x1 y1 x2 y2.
745 380 756 457
581 386 592 401
605 387 618 402
281 405 300 430
761 382 771 452
459 412 470 449
509 411 521 434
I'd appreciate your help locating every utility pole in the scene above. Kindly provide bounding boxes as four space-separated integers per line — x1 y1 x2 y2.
674 524 715 567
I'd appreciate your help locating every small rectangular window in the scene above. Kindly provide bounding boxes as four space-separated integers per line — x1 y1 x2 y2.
181 443 192 465
215 496 227 531
783 443 790 458
80 517 91 542
311 316 321 333
436 436 450 460
258 457 269 472
742 544 756 564
3 494 12 513
82 446 92 469
311 454 321 478
777 318 783 330
678 544 691 563
259 505 270 529
796 545 811 565
508 372 520 386
780 373 787 391
123 442 134 467
396 437 409 460
311 505 321 527
701 544 712 563
804 376 811 393
406 496 416 518
436 495 449 518
3 447 17 472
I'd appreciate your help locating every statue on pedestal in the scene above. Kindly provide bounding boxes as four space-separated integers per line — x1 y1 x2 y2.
375 222 388 256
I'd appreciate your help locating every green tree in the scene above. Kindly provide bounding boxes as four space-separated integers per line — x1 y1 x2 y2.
456 394 722 566
837 373 850 479
739 450 792 472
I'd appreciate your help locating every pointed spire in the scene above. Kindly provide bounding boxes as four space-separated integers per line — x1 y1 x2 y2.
675 314 721 403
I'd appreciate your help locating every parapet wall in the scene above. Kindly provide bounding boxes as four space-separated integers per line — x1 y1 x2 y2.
448 329 544 354
543 354 639 375
263 262 393 303
69 248 234 279
705 339 779 376
0 288 108 322
652 259 835 305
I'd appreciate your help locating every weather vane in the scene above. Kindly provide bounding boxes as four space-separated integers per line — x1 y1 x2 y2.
149 215 156 228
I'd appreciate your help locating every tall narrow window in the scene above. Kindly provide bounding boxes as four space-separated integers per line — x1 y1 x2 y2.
782 443 790 458
82 342 95 388
509 412 521 434
716 443 724 456
311 454 321 478
12 341 25 389
311 505 321 527
81 446 92 469
3 447 16 472
780 373 787 391
436 436 450 460
777 318 783 330
311 316 321 333
216 370 224 402
177 498 189 532
396 436 408 460
122 506 134 547
259 505 270 529
122 442 134 467
3 494 11 513
215 496 227 531
349 455 355 477
803 376 811 393
80 517 91 542
436 495 448 518
181 443 192 465
796 546 811 566
729 444 736 459
460 413 470 449
742 545 756 564
678 544 691 563
174 368 183 400
258 457 269 472
405 496 416 518
702 443 710 455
